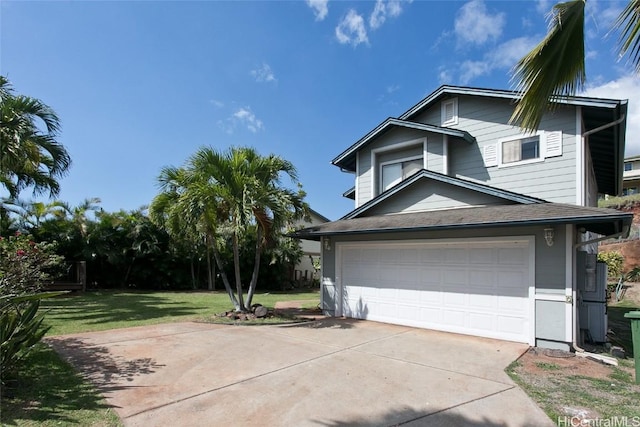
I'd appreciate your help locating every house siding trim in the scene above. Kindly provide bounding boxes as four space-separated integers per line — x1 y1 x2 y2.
576 106 584 205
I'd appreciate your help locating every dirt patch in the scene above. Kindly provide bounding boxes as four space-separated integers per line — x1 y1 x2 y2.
509 348 640 423
517 348 613 380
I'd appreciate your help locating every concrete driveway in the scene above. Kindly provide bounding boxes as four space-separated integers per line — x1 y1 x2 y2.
48 319 553 426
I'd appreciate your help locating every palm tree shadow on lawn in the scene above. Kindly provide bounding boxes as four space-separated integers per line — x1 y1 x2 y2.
42 292 204 327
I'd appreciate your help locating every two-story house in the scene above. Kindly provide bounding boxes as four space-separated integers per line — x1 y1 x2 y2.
296 85 632 351
623 155 640 195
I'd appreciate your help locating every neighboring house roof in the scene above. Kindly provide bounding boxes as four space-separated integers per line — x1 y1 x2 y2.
332 118 475 172
624 155 640 162
308 208 331 223
342 169 546 220
294 203 632 240
396 85 627 196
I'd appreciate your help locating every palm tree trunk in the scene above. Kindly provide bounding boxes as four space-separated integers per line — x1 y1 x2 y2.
206 246 215 291
232 231 245 311
245 226 263 310
209 235 240 310
190 256 196 289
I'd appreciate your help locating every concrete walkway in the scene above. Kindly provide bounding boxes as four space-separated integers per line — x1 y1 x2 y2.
47 319 553 426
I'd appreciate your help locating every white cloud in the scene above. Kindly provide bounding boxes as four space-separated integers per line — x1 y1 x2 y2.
454 0 505 46
438 67 453 84
582 75 640 156
219 107 264 134
536 0 553 15
209 99 224 108
386 84 400 94
459 61 491 85
370 0 410 30
457 36 538 84
336 9 368 47
251 63 277 83
307 0 329 21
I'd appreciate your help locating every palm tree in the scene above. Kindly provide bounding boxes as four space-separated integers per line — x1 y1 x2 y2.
511 0 640 132
0 76 71 198
150 164 241 309
151 146 308 312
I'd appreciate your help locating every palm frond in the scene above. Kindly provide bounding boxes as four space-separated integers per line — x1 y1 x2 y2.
510 0 586 132
614 0 640 73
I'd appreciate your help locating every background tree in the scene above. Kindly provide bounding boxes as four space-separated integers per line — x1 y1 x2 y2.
511 0 640 131
0 76 71 199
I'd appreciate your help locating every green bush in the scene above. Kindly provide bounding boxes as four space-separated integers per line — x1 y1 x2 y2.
597 251 624 278
0 233 64 385
1 294 51 381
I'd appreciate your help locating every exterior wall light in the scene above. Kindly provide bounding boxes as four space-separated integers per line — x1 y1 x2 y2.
544 227 554 247
323 237 331 251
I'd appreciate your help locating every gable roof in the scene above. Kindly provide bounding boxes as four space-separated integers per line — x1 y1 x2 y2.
399 85 627 121
342 169 546 220
332 118 475 172
398 85 627 195
294 203 632 240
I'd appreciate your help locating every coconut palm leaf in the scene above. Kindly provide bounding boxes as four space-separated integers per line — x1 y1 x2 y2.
510 0 586 132
614 0 640 73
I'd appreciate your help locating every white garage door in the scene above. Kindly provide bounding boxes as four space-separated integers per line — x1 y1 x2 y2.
337 238 534 344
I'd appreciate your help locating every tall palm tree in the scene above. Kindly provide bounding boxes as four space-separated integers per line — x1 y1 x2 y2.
150 164 240 309
151 146 307 312
511 0 640 132
0 76 71 198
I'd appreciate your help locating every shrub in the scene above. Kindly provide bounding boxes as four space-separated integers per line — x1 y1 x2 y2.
597 251 624 278
0 234 64 385
0 233 64 296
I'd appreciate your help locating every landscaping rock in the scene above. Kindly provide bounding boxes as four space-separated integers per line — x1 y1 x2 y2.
255 306 268 318
250 303 263 313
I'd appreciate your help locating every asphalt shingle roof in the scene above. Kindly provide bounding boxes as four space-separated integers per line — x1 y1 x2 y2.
294 203 632 239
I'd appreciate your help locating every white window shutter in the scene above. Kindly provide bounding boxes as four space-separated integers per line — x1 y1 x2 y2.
544 131 562 158
483 143 498 167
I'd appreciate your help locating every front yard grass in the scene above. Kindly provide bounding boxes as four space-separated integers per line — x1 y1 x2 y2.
1 289 319 426
40 289 320 336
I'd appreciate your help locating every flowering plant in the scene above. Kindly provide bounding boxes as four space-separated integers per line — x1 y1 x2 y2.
0 233 64 296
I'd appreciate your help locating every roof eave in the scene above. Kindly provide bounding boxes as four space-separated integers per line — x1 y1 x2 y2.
294 213 632 240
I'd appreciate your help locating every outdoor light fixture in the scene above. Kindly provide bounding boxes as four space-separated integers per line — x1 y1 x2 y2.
323 237 331 251
544 227 554 247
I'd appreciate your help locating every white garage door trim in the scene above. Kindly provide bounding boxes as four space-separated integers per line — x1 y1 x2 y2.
335 236 535 345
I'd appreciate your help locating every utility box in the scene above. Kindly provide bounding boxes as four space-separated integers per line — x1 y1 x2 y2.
624 311 640 384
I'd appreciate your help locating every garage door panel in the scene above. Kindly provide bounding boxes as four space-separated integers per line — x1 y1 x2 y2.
339 240 533 344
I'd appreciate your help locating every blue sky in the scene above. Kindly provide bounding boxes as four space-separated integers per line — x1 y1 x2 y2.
2 0 639 221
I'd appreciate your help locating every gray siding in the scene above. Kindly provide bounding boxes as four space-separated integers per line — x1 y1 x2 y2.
357 128 427 207
406 96 578 204
364 179 511 216
356 129 449 207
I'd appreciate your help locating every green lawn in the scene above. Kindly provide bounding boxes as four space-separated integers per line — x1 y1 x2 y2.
40 289 320 336
2 289 319 426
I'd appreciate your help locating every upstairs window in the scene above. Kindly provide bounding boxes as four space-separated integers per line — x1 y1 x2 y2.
380 158 422 192
502 135 539 164
625 162 633 171
441 98 458 126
